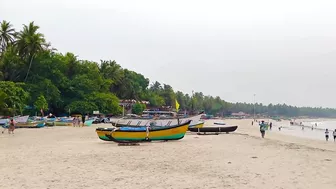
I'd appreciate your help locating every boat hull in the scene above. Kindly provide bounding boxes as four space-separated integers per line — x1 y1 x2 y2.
189 121 204 128
110 114 203 127
214 122 226 125
53 122 73 126
188 126 238 133
96 121 191 142
84 120 94 126
15 122 45 128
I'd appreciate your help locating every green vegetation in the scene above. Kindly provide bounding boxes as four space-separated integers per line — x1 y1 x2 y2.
34 95 48 113
1 20 336 117
132 103 146 115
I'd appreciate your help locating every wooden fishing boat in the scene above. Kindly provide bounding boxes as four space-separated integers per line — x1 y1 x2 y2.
113 120 205 129
110 113 204 127
1 119 9 132
53 121 73 126
214 122 226 125
188 126 238 134
188 121 204 128
96 120 191 142
84 119 94 126
15 122 45 128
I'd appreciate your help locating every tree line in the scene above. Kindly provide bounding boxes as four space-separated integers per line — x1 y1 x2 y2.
1 20 336 118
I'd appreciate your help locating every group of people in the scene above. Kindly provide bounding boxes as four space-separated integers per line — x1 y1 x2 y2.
324 129 336 142
72 116 85 127
256 119 336 142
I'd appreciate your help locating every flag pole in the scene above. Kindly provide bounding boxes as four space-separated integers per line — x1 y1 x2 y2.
175 99 180 125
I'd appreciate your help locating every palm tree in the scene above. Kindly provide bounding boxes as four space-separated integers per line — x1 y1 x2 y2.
99 60 123 82
99 60 124 92
15 21 46 82
0 20 16 53
44 42 57 54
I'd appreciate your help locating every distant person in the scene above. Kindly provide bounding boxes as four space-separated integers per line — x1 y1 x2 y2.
77 116 80 127
325 129 329 141
269 122 273 130
259 120 267 138
81 115 85 127
315 123 317 127
333 129 336 142
72 117 77 127
8 119 15 134
302 126 304 130
278 126 282 131
252 121 254 126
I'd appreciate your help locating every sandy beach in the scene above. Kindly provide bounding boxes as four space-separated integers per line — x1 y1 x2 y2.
1 119 335 189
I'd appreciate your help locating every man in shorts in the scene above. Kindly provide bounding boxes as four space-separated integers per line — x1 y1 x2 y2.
259 120 267 138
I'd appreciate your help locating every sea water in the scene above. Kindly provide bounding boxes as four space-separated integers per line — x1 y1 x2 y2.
273 120 336 141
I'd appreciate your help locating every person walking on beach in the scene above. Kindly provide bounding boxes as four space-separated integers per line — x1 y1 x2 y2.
269 122 273 130
333 129 336 142
81 115 85 127
72 117 76 127
325 129 329 141
259 120 267 138
76 116 80 127
8 119 15 134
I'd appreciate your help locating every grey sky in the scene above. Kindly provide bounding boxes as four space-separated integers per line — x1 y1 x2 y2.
2 0 336 107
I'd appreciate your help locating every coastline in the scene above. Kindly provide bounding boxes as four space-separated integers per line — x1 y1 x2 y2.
0 119 335 189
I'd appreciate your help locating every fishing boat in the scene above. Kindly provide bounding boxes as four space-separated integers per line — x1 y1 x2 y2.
188 121 204 128
11 116 45 128
0 119 9 129
53 121 73 126
96 120 191 142
188 126 238 134
214 122 226 125
110 112 204 127
84 119 94 126
15 122 45 128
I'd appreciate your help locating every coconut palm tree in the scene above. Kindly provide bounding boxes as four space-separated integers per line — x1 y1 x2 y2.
0 20 16 53
15 21 46 82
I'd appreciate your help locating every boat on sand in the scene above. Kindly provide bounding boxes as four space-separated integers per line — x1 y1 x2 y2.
188 126 238 134
15 122 45 128
214 122 226 125
188 121 204 128
110 113 204 127
96 120 191 143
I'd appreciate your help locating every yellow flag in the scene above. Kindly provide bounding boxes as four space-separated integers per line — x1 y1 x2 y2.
175 99 180 112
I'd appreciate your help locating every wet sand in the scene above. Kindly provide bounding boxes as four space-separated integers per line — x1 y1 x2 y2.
0 119 335 189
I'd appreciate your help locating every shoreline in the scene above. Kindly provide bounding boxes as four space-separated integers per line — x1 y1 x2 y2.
0 119 335 189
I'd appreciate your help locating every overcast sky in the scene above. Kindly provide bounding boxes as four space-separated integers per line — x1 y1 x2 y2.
2 0 336 107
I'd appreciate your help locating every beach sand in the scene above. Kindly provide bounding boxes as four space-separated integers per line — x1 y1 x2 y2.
0 119 335 189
